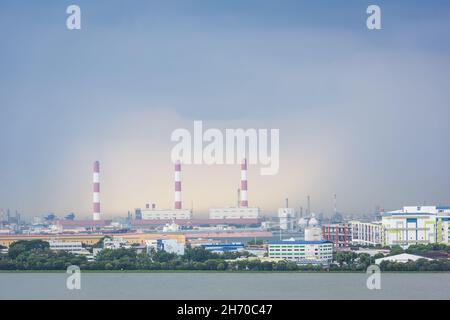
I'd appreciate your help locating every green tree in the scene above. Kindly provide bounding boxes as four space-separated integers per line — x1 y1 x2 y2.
357 253 371 269
390 245 404 255
335 251 357 268
8 240 50 259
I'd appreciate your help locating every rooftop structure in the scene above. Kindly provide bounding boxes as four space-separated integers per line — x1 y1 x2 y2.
375 253 434 265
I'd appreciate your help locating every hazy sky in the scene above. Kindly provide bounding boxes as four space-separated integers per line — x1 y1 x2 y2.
1 1 450 219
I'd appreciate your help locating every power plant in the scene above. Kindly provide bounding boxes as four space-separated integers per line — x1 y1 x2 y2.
209 158 260 219
137 160 192 221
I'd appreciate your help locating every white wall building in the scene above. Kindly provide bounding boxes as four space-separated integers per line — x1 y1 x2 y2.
103 237 131 249
304 227 322 241
48 240 88 255
268 239 333 265
350 220 383 246
163 222 181 232
278 208 295 231
382 206 450 247
209 207 260 219
146 239 185 255
141 209 192 220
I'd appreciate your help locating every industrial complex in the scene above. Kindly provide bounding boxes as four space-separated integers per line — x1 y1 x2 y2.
1 159 449 267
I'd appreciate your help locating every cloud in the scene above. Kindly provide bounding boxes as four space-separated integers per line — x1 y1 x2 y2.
1 2 450 218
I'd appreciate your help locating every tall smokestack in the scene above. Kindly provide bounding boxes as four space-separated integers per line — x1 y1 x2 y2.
240 158 248 207
174 160 182 210
237 187 241 208
93 161 100 221
307 195 311 216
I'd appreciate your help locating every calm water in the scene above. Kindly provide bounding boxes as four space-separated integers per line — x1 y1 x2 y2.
1 272 449 300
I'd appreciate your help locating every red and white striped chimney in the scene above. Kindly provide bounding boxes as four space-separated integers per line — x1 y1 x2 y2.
174 160 182 210
93 161 101 221
240 158 248 208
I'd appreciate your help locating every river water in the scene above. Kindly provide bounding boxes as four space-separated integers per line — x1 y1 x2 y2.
1 272 449 300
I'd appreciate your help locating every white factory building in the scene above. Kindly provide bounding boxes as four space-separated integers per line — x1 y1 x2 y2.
304 227 322 241
278 207 295 231
209 207 260 219
350 220 384 246
146 239 185 255
140 208 192 220
268 239 333 265
381 206 450 247
48 240 89 255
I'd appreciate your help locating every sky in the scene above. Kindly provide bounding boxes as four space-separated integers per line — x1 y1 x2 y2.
1 0 450 219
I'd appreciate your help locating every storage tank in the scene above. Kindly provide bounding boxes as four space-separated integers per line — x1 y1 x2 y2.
308 213 318 227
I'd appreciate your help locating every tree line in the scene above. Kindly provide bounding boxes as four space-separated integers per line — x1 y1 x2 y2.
0 240 449 272
0 240 319 271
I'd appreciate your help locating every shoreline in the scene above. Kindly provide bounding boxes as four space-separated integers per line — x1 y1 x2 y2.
1 270 449 274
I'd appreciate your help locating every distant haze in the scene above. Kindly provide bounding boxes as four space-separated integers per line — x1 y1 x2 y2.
1 1 450 218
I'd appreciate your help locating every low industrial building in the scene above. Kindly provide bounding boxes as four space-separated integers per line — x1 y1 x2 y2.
304 227 322 241
0 233 186 248
138 208 192 220
209 207 260 219
48 240 89 255
103 237 131 249
268 239 333 265
146 239 185 255
201 243 245 253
